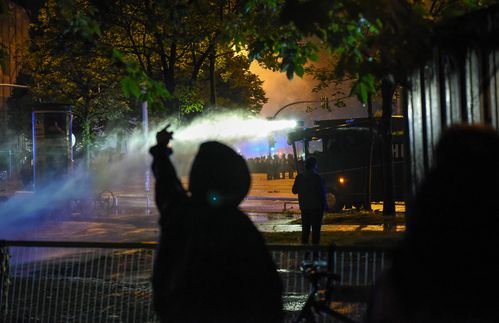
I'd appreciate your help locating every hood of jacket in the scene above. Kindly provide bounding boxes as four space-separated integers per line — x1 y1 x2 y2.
189 141 250 207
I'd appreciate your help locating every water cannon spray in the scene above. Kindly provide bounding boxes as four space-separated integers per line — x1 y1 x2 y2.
170 115 297 143
0 112 299 239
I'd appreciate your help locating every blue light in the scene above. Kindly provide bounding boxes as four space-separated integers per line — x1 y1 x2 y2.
208 191 221 206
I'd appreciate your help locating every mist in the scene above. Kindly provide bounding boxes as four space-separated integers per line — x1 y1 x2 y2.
250 61 371 127
0 111 297 239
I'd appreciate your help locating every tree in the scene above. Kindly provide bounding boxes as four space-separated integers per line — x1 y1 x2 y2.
94 0 267 116
11 0 132 167
10 0 268 167
206 54 267 112
231 0 495 215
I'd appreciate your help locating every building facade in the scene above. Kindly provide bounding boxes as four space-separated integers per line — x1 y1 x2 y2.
0 1 29 144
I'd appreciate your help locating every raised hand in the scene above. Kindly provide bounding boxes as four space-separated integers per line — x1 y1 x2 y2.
156 125 174 146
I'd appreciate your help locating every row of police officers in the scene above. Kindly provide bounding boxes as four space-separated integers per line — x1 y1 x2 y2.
246 153 297 180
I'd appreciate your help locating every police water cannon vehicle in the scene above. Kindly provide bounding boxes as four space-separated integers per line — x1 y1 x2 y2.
287 116 406 212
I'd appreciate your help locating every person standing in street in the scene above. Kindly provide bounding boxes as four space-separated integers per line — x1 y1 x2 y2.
292 157 327 245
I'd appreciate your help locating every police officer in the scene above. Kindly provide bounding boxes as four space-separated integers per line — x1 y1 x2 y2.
272 154 280 180
287 153 295 179
265 155 273 180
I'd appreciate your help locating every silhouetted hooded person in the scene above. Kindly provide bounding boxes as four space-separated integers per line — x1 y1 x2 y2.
292 157 327 245
150 128 284 323
367 125 499 322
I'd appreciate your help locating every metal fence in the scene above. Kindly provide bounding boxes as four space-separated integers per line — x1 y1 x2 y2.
0 241 390 323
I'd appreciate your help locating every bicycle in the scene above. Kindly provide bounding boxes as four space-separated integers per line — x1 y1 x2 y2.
293 260 357 323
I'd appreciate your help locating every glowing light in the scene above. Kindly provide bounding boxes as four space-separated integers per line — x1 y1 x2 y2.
208 191 221 206
339 176 346 184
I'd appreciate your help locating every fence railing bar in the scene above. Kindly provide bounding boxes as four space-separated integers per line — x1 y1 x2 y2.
356 251 360 286
133 250 142 323
72 251 83 322
85 251 95 322
110 249 118 321
364 252 369 285
40 253 51 322
381 252 385 273
0 249 3 321
35 253 45 320
0 264 3 322
17 248 26 323
146 250 154 321
65 249 76 322
292 250 297 294
340 252 345 285
13 248 25 323
54 248 64 323
47 251 57 322
91 248 101 323
86 248 95 323
29 248 43 318
10 249 20 321
22 248 33 322
123 251 130 323
348 251 353 286
333 252 337 274
99 249 108 323
43 253 54 321
33 249 44 323
75 250 84 322
300 266 304 294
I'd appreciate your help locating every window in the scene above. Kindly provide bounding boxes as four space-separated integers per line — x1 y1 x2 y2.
307 139 323 154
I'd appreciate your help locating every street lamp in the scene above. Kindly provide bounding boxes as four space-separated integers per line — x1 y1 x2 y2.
266 97 329 165
268 97 329 120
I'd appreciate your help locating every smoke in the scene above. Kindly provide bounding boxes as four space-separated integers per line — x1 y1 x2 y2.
0 111 297 239
0 163 93 240
250 61 369 126
250 62 319 118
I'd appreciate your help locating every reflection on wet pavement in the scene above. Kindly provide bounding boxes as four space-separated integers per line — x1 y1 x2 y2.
256 223 405 232
248 213 406 232
18 209 405 242
3 194 404 241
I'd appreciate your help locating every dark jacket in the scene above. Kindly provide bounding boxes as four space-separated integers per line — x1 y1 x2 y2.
292 169 327 211
150 141 284 323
